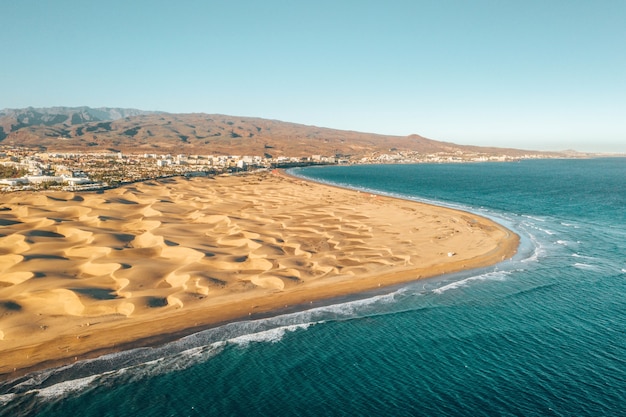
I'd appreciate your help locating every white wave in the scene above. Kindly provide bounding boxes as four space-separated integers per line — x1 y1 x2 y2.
573 263 600 271
621 269 626 273
561 222 580 228
519 231 545 264
311 289 403 315
433 270 512 294
34 374 99 400
522 214 546 222
10 362 78 393
247 289 408 330
521 248 540 264
121 342 227 381
229 323 312 346
556 240 568 245
6 342 228 404
0 393 16 406
521 221 557 239
572 253 596 260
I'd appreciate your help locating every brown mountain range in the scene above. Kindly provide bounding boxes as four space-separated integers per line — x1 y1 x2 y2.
0 107 548 157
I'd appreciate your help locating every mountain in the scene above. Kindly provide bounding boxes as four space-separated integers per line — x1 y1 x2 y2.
0 107 548 157
0 107 155 142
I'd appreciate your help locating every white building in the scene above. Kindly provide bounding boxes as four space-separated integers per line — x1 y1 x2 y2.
156 159 171 167
0 175 92 187
0 178 28 187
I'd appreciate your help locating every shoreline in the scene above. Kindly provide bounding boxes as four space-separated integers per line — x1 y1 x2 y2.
0 171 518 382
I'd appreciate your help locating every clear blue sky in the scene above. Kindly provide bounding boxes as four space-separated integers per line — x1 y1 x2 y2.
2 0 625 152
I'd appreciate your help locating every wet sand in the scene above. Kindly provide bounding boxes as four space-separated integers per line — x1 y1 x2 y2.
0 171 518 378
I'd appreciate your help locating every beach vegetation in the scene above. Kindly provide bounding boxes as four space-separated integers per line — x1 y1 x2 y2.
41 180 62 190
0 165 27 178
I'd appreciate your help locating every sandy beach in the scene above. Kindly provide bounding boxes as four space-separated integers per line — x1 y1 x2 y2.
0 171 518 378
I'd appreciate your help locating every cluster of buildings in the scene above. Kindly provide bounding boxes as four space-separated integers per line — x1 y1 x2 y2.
0 146 555 192
0 149 333 192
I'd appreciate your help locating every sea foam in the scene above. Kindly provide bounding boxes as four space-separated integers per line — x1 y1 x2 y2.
433 270 512 294
0 291 405 402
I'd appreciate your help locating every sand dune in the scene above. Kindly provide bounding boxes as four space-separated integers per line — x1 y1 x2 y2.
0 171 518 378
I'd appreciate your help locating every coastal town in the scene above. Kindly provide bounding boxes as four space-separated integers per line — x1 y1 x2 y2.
0 145 557 192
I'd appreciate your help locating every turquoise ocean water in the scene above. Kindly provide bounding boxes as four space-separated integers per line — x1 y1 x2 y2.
2 158 625 416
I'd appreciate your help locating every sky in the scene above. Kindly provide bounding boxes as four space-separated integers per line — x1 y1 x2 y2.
2 0 625 153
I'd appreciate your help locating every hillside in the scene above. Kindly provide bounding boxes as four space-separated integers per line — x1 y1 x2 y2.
0 107 546 157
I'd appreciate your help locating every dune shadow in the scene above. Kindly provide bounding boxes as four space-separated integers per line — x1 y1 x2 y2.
26 230 65 238
107 198 138 205
71 288 118 300
98 215 122 221
147 297 168 307
112 233 135 243
0 301 22 311
46 196 67 202
23 254 69 261
0 218 22 226
207 277 226 287
282 275 302 282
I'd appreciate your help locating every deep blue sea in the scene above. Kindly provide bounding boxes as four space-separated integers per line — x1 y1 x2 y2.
2 158 625 416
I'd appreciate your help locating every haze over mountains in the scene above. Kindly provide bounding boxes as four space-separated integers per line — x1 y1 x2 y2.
0 106 552 157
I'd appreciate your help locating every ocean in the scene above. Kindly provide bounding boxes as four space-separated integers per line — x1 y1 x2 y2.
2 158 625 416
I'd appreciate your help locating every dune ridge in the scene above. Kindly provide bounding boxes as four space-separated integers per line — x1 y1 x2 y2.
0 172 518 377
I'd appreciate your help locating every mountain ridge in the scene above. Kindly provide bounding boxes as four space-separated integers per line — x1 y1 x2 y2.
0 106 554 158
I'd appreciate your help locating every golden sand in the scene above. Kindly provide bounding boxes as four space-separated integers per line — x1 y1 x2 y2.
0 171 518 378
